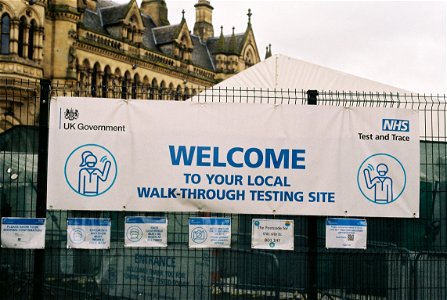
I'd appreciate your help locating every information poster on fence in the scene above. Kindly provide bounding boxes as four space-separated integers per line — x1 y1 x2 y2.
67 218 111 249
97 242 211 300
1 217 46 249
251 219 294 250
124 216 167 248
325 218 367 249
47 97 420 217
189 217 231 248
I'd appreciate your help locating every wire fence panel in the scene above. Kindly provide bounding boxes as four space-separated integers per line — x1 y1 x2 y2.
0 80 446 299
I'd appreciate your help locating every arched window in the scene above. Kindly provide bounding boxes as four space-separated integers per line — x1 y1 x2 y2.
28 20 36 60
18 17 26 58
150 78 158 100
1 14 10 54
179 36 188 61
168 83 175 100
91 64 99 97
159 81 166 100
131 26 136 42
132 74 139 99
175 85 182 101
102 68 110 98
183 87 190 100
121 72 130 99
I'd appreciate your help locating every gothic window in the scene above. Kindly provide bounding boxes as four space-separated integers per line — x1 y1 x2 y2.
150 78 158 100
121 72 131 99
131 26 136 42
168 83 175 100
91 64 99 97
243 47 254 67
28 20 36 60
175 85 182 101
127 26 132 41
102 68 110 98
183 87 190 100
18 17 26 58
132 74 139 99
121 77 127 99
0 13 10 54
179 36 188 61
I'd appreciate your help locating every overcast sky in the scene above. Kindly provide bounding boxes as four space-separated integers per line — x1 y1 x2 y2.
114 0 446 94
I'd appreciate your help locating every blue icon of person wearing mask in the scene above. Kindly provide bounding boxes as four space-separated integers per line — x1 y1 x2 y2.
78 150 111 196
363 163 393 203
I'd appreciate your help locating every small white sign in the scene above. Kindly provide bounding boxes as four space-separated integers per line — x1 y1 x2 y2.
67 218 111 249
188 217 231 248
124 216 168 248
326 218 367 249
1 217 46 249
251 219 294 250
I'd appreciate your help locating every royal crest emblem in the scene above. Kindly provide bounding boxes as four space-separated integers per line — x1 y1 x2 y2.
64 108 79 121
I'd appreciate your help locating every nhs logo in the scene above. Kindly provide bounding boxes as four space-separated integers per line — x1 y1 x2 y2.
382 119 410 132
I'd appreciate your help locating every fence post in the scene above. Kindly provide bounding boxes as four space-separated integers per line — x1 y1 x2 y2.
33 79 51 299
307 90 318 300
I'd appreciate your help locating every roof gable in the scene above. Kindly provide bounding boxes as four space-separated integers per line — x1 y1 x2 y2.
100 3 129 26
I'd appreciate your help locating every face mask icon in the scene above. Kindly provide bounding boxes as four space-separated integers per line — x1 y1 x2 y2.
357 153 406 205
126 226 143 242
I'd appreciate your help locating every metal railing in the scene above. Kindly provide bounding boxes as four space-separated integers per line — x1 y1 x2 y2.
0 79 446 299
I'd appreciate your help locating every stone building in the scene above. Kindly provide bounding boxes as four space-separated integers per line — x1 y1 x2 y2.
0 0 261 131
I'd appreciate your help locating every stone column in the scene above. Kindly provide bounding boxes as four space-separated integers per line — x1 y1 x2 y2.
10 18 19 54
35 26 44 62
22 24 30 59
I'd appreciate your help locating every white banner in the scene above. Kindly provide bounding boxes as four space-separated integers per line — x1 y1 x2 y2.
67 218 111 249
1 218 46 249
188 218 231 248
47 97 420 217
124 217 168 248
251 219 294 250
325 218 367 249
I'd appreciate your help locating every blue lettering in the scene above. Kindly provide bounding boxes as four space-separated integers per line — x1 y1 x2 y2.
265 148 289 169
197 146 211 166
213 147 226 167
137 187 150 198
291 149 305 169
169 145 195 166
227 147 243 168
169 146 306 169
244 148 263 168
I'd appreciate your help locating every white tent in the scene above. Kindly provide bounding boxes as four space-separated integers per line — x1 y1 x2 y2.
189 54 444 142
190 54 411 103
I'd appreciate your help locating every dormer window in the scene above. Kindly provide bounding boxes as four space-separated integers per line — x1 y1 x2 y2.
179 36 187 61
125 16 141 43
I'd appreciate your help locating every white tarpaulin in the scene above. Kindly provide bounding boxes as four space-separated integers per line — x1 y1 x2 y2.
47 97 419 217
190 54 411 102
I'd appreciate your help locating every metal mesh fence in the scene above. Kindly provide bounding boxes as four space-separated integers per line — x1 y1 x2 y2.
0 79 446 299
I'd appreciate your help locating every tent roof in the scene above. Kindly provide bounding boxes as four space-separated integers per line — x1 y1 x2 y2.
211 54 411 94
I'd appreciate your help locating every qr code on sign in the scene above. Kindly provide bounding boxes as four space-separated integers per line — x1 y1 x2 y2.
347 234 355 241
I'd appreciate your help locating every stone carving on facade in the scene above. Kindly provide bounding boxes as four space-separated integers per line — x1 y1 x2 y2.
68 29 78 39
68 46 77 69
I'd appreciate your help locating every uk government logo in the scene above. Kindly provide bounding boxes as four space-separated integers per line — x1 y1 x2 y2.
357 153 406 205
64 108 79 121
64 144 118 197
